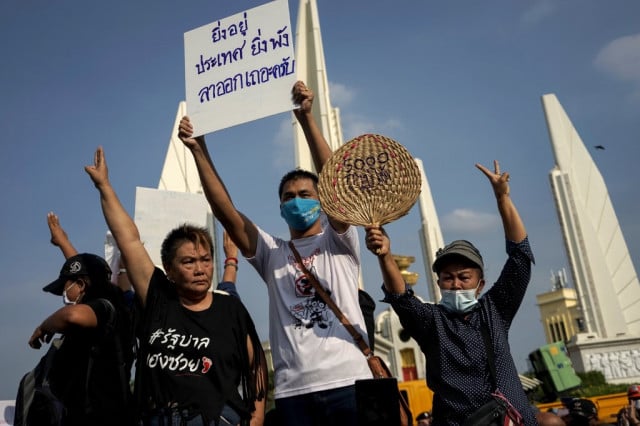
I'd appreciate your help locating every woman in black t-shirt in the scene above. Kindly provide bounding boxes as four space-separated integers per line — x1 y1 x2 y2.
86 147 267 426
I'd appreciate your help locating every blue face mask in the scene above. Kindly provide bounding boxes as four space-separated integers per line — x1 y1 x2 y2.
280 198 321 231
439 282 481 314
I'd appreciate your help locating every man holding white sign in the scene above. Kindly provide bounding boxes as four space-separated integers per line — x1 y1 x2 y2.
178 81 371 426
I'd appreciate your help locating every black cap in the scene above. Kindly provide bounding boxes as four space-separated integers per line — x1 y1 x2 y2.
432 240 484 273
562 397 597 418
43 253 112 296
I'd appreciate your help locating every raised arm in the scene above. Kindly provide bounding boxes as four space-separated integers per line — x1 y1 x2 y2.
365 226 406 294
215 229 242 298
475 160 526 243
221 229 238 284
85 147 155 305
178 118 258 257
47 212 78 259
292 81 350 233
291 81 333 173
29 304 97 349
116 255 134 296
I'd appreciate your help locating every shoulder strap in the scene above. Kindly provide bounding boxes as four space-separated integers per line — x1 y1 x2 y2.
85 299 129 411
288 241 372 358
479 316 498 390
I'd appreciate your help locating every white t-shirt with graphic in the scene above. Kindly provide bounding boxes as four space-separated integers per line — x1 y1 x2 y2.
248 222 372 399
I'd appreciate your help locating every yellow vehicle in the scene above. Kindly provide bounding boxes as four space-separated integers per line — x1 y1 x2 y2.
399 380 629 424
398 380 433 417
536 392 628 424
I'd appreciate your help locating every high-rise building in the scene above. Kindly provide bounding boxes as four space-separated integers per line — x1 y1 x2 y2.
541 94 640 383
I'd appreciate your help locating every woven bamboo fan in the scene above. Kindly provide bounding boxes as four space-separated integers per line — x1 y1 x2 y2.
318 134 421 226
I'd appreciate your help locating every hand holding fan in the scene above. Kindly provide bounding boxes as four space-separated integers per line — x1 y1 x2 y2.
318 134 421 227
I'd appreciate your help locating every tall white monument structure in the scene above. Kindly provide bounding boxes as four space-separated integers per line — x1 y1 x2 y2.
415 158 445 303
130 102 218 278
542 94 640 383
103 101 218 278
158 101 202 194
292 0 344 172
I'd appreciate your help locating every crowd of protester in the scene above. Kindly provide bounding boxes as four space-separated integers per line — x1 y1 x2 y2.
21 80 640 426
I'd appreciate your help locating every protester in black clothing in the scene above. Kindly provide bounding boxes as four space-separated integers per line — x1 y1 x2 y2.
28 253 134 426
47 211 136 302
561 398 598 426
86 147 266 425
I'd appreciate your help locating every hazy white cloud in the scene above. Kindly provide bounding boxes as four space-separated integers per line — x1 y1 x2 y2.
441 208 500 233
520 1 557 26
594 33 640 82
329 81 355 106
342 113 403 141
342 114 376 139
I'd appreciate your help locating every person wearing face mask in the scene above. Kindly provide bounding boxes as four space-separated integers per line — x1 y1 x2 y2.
365 160 535 426
618 385 640 426
177 80 372 426
28 253 135 425
85 148 267 426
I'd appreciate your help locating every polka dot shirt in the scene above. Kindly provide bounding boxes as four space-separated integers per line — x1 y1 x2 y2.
382 237 536 426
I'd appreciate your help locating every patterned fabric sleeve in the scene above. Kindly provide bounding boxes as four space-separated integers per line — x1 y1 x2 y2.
381 284 435 339
485 237 535 329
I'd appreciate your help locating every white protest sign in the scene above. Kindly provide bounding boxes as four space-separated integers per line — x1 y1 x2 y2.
184 0 296 136
133 187 216 272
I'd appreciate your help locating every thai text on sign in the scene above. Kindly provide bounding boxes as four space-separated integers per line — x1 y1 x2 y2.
184 0 296 136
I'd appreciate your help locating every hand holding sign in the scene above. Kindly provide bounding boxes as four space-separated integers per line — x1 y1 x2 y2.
318 134 421 227
184 0 297 136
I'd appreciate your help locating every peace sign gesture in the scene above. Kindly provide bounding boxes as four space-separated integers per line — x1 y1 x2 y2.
476 160 510 198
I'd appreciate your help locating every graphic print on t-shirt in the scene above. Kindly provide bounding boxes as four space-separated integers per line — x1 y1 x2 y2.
146 327 211 376
291 291 332 329
294 269 314 297
289 248 333 330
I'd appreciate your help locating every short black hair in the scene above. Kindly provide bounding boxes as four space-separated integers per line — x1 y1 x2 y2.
160 224 213 268
278 169 318 199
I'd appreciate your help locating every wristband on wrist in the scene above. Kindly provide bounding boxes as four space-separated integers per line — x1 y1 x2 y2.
118 268 127 275
224 263 238 270
224 257 238 264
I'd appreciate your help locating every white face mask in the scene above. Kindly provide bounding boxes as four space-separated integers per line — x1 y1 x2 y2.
62 282 78 306
634 399 640 410
439 281 481 314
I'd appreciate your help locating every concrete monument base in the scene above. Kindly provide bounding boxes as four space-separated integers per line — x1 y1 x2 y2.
567 333 640 384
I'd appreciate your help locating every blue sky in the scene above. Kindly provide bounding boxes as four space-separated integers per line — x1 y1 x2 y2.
1 1 639 399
